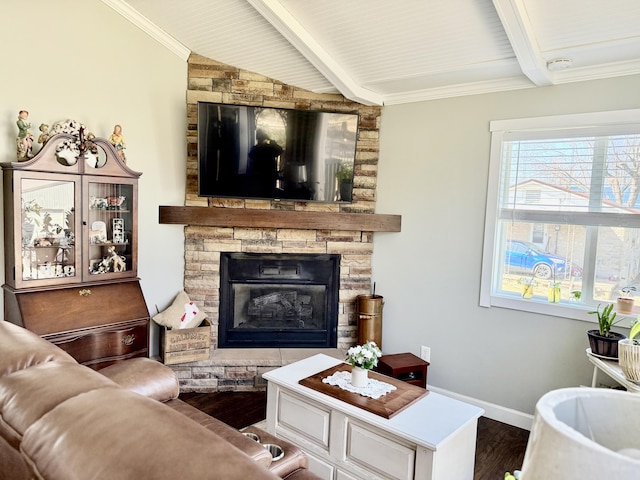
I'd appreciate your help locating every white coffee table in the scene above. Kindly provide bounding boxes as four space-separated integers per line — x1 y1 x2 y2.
262 354 484 480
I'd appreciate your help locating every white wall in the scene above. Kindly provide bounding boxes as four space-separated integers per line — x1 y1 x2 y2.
0 0 187 355
374 76 640 414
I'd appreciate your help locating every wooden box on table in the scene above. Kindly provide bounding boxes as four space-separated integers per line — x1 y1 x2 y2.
375 352 429 388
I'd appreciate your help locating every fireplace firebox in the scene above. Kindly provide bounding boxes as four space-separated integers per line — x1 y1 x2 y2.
219 253 339 348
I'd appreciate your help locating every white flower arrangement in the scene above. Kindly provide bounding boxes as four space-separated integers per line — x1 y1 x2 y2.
346 341 382 370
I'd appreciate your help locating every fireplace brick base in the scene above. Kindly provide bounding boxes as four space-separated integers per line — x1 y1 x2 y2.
172 348 346 392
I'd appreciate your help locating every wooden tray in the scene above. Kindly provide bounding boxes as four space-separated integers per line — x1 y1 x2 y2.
299 364 428 419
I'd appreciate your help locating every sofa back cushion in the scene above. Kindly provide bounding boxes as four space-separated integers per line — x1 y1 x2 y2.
0 321 75 377
21 388 280 480
0 362 117 448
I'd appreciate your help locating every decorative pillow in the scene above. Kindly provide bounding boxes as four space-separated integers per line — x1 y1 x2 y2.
152 291 206 330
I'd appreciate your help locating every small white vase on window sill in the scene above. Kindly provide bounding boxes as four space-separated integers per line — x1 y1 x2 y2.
351 366 369 388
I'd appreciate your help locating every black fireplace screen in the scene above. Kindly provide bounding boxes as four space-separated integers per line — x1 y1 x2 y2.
219 253 339 348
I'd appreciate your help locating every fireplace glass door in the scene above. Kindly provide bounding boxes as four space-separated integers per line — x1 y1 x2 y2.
219 253 339 348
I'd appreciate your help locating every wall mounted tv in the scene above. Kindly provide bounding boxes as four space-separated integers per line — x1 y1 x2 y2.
197 102 358 203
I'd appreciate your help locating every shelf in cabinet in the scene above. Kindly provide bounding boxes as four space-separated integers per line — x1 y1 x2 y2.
90 209 131 213
89 242 129 247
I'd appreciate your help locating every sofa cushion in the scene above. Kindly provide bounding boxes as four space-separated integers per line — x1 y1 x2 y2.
0 362 117 447
21 388 281 480
152 290 206 329
0 434 31 480
165 398 273 468
0 321 76 377
99 357 180 402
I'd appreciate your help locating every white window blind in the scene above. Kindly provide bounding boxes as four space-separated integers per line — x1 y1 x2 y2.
481 110 640 320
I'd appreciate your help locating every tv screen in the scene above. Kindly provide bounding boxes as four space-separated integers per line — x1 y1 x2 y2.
197 102 358 203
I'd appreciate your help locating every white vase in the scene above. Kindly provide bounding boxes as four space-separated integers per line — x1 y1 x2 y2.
351 366 369 388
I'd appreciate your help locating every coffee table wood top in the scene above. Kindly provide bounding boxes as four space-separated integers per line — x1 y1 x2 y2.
299 364 428 418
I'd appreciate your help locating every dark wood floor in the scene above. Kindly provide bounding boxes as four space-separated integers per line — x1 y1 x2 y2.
180 391 529 480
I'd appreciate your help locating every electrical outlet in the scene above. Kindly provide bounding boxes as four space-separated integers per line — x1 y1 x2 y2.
420 345 431 363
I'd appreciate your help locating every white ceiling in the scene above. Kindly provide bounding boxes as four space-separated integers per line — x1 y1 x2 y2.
104 0 640 106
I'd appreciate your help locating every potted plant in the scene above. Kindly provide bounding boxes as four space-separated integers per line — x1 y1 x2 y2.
345 341 382 388
619 318 640 383
587 303 626 358
336 163 354 201
616 286 636 314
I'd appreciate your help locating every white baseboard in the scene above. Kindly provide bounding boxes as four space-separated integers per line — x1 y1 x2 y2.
427 385 533 431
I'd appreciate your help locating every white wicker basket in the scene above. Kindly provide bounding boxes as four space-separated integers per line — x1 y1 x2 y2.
618 339 640 383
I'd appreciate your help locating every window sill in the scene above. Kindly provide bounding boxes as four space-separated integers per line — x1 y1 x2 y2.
484 293 635 327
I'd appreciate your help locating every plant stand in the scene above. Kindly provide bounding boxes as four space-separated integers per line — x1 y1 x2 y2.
586 348 640 393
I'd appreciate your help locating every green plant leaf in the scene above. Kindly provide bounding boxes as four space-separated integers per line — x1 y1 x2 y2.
630 317 640 340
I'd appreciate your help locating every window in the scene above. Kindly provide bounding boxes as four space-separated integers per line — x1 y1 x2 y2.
481 110 640 320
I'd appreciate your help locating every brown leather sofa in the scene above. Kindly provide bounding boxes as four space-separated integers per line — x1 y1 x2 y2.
0 321 317 480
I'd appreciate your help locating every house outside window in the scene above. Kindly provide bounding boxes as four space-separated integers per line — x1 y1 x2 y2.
481 109 640 321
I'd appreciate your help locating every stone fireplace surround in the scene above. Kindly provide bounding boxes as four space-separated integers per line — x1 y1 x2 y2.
171 54 385 392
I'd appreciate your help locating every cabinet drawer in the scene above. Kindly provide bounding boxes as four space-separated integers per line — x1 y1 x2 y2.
48 321 148 368
278 391 330 449
346 421 415 480
306 454 335 480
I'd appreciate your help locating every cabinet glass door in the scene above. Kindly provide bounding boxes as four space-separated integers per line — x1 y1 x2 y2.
85 178 136 279
20 176 79 284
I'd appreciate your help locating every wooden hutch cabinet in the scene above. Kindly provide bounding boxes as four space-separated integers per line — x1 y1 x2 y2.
2 130 150 369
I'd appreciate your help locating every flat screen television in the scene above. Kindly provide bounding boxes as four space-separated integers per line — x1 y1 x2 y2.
197 102 358 203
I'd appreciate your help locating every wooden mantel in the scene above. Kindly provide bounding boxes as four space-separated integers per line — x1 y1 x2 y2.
159 206 401 232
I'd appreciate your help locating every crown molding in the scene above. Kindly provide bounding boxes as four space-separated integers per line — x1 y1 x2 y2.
382 76 535 105
552 60 640 85
100 0 191 61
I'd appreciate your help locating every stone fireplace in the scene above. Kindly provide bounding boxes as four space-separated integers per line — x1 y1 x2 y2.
219 253 339 348
168 54 388 392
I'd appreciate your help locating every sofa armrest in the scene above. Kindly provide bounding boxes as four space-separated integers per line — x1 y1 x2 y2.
99 357 179 402
242 426 309 478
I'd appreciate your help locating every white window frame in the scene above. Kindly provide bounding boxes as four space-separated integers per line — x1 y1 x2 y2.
480 108 640 323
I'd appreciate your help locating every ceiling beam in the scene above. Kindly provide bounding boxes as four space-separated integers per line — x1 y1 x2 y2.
246 0 384 106
492 0 554 86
